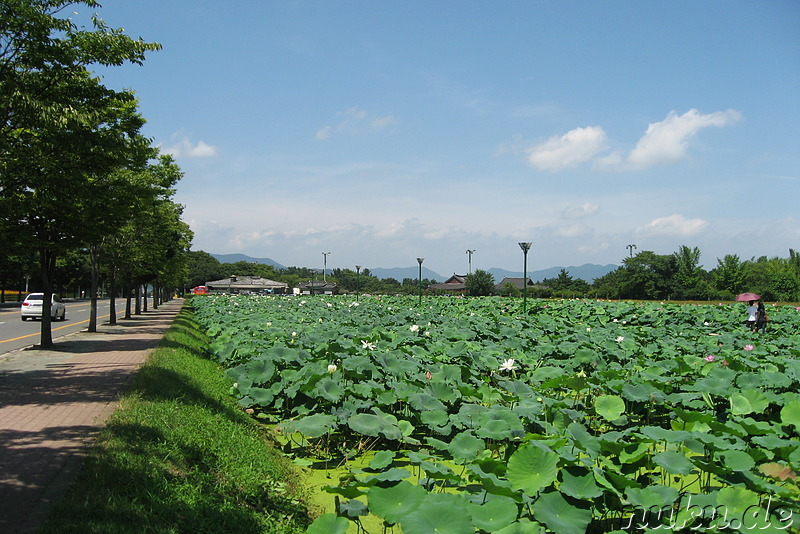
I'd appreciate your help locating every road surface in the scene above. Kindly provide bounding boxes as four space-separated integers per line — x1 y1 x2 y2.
0 299 130 355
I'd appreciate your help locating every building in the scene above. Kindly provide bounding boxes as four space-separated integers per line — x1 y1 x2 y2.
206 275 289 294
428 274 467 293
296 280 338 295
495 277 535 292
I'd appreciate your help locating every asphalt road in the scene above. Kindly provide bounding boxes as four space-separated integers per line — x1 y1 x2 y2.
0 299 130 355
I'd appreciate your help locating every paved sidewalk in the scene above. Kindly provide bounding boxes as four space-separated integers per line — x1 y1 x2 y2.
0 299 184 533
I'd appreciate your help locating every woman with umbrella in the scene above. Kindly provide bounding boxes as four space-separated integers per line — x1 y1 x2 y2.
736 293 761 330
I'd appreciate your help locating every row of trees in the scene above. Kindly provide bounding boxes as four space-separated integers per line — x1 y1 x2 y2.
490 246 799 302
184 246 800 302
0 1 191 346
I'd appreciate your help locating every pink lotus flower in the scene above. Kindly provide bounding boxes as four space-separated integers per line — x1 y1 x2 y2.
704 355 716 362
722 359 729 367
425 371 432 380
744 344 754 351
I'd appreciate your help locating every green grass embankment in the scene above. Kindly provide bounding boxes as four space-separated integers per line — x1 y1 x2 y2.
39 306 312 534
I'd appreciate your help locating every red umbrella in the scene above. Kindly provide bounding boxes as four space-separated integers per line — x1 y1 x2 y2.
735 292 761 302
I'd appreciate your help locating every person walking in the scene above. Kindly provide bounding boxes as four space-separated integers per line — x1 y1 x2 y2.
753 301 768 333
745 300 758 330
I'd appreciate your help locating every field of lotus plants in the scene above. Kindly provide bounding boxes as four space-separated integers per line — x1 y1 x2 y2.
191 295 800 533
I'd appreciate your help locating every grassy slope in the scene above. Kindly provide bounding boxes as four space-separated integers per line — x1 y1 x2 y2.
39 306 311 534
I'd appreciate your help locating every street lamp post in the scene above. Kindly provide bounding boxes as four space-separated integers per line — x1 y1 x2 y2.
322 252 331 282
627 244 637 258
417 258 424 307
355 265 361 301
518 242 532 314
466 249 475 275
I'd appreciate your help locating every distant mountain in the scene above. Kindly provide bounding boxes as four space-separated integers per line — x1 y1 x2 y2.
369 267 446 282
209 254 616 284
489 264 617 283
211 253 285 270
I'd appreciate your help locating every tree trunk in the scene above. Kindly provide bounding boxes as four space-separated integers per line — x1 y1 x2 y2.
88 246 99 333
135 284 142 315
38 249 56 348
109 266 117 325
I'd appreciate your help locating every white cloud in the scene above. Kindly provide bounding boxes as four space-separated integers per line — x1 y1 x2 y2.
562 202 599 219
636 214 708 236
596 109 741 171
526 126 607 172
316 106 397 140
162 136 218 158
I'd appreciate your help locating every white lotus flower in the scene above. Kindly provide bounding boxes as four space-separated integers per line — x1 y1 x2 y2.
615 336 625 343
327 364 337 374
361 340 376 350
499 358 518 371
410 324 420 332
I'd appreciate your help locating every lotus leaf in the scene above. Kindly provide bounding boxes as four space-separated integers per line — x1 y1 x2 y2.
531 490 592 534
306 513 349 534
312 376 343 402
282 413 336 438
448 431 485 463
624 485 679 508
466 495 518 532
780 400 800 430
338 498 368 518
407 392 447 412
559 467 603 500
507 444 558 496
722 450 756 472
399 492 473 534
247 387 274 406
368 450 395 470
367 480 427 525
594 394 626 421
652 450 695 475
492 518 546 533
715 486 760 516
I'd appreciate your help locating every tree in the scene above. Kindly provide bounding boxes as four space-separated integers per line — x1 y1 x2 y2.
465 269 496 296
672 245 708 300
541 268 591 297
186 251 224 289
0 1 160 346
711 254 746 298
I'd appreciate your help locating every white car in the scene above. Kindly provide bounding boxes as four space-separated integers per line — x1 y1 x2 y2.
20 293 67 321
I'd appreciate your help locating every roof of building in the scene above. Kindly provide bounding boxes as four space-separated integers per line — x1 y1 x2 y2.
206 275 288 289
429 273 467 291
495 277 535 290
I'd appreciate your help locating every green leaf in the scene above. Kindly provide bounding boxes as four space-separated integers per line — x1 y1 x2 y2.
559 467 603 499
722 450 755 472
283 413 336 438
368 481 427 525
507 444 559 496
532 491 592 534
306 513 349 534
400 493 474 534
447 431 485 464
313 376 344 402
466 495 518 532
594 394 625 421
368 450 395 470
652 450 695 475
780 400 800 430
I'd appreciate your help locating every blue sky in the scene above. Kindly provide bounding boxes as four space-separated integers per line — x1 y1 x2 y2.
83 1 799 276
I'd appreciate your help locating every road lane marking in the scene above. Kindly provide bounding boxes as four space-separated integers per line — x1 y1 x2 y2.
0 312 118 344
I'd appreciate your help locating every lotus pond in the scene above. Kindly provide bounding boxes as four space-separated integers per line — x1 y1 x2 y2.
192 295 800 533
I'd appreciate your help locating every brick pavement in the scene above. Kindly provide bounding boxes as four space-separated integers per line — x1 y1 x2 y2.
0 299 183 533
